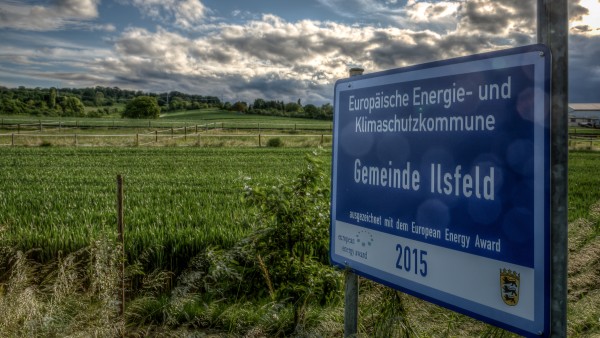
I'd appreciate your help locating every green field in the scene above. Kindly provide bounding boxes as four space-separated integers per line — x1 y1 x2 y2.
0 108 332 130
0 109 333 147
0 147 330 271
1 146 598 267
1 123 599 336
569 151 600 221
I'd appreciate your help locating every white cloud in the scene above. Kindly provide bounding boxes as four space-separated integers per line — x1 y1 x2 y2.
96 6 539 103
0 0 103 31
570 0 600 36
1 0 598 103
126 0 210 30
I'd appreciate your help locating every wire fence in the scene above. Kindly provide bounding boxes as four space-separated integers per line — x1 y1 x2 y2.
0 118 335 147
0 118 333 133
0 131 333 148
2 118 599 149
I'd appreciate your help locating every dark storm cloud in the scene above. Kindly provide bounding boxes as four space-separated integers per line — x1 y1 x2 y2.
0 0 112 31
3 0 597 106
456 0 534 36
228 73 332 103
569 0 589 21
569 34 600 102
368 38 442 69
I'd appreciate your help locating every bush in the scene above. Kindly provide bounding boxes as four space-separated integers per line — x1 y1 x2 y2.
266 137 283 147
122 96 160 119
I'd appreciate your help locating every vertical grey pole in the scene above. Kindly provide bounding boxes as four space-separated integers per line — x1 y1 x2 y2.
344 271 359 338
344 67 364 338
538 1 568 337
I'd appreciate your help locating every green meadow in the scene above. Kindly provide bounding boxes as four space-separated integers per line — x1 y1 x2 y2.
0 109 599 336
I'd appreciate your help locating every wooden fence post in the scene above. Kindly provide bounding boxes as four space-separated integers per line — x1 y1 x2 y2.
116 175 126 326
11 133 14 146
155 130 158 143
258 134 262 147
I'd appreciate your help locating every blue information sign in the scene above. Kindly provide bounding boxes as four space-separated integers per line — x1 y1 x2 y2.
330 44 550 336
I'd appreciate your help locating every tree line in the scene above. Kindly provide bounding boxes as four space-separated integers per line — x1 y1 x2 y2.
0 85 332 120
226 98 333 120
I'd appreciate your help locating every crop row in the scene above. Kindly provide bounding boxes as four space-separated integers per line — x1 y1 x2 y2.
0 147 330 272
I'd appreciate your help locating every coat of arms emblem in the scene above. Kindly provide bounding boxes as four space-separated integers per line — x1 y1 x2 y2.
500 269 520 306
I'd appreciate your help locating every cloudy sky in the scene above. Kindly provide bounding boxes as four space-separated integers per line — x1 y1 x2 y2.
0 0 599 105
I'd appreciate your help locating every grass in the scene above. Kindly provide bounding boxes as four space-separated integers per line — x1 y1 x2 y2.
0 147 330 273
160 107 331 125
0 108 333 147
0 108 332 130
0 144 599 336
568 151 600 222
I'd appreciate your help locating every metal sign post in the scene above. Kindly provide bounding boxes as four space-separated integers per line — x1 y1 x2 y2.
538 0 569 337
343 67 364 338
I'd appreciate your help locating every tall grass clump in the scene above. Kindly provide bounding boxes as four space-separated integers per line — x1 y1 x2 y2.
567 200 600 337
0 235 123 337
266 137 283 147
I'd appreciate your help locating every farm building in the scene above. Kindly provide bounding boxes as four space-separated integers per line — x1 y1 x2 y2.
569 103 600 127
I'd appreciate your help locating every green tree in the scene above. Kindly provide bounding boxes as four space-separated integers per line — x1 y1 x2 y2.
61 96 85 116
284 102 301 113
0 98 25 114
231 101 247 113
94 91 104 106
49 88 56 109
321 103 333 119
122 96 160 119
303 104 320 119
168 97 186 111
253 98 266 109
